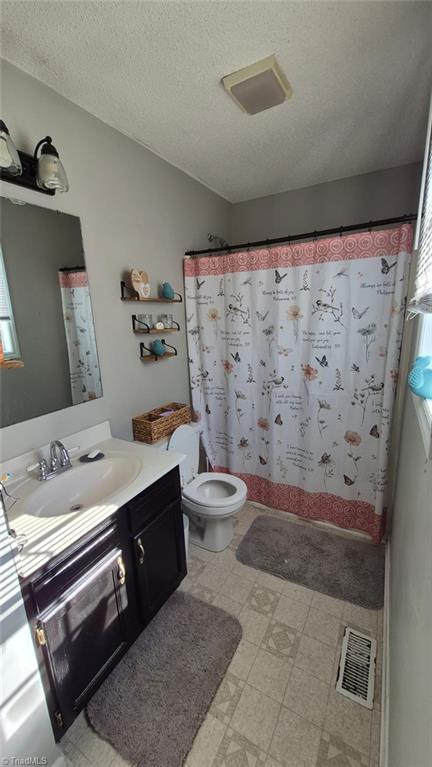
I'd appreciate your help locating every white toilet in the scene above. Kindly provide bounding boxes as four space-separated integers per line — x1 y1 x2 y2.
167 424 247 552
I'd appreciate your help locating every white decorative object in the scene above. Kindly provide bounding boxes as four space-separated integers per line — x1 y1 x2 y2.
131 269 151 299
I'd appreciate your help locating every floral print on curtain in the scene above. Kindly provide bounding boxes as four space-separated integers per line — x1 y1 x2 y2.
184 225 413 543
58 269 102 404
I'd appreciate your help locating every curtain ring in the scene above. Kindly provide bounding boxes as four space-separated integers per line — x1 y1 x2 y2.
339 226 343 238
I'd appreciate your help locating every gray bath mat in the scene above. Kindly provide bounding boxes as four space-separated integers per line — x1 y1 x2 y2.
86 591 242 767
237 515 384 609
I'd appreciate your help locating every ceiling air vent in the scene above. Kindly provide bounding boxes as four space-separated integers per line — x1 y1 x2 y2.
222 55 292 115
336 626 377 709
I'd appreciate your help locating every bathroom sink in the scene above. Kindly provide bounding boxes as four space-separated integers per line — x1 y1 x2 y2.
22 455 142 518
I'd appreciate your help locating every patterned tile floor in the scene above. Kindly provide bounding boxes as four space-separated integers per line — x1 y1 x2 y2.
61 503 383 767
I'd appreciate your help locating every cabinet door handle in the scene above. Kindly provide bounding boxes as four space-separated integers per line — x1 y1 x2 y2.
35 623 47 647
137 537 145 565
117 556 126 585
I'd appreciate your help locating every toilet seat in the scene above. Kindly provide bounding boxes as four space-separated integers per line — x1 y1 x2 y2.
182 472 246 508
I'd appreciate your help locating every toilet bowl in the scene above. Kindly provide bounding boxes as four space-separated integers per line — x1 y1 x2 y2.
167 425 247 552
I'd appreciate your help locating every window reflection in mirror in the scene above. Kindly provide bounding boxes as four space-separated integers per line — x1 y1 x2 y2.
0 245 21 362
0 197 102 427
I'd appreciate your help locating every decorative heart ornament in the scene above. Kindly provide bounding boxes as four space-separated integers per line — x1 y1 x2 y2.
131 269 151 299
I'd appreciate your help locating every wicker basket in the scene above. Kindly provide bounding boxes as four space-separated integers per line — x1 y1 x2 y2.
132 402 191 444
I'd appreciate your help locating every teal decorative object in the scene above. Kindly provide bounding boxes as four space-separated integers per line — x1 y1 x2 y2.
408 356 432 399
151 339 166 357
161 282 175 300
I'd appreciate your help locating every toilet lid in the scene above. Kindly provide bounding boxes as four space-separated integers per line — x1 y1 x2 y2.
168 425 199 487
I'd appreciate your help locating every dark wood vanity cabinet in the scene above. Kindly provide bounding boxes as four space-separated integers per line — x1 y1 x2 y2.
133 499 186 622
21 466 186 740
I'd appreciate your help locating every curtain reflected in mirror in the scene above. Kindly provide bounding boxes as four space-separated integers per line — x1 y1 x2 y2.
58 268 102 404
0 197 102 427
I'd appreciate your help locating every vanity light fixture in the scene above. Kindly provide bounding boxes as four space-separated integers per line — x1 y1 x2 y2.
0 120 22 175
0 122 69 196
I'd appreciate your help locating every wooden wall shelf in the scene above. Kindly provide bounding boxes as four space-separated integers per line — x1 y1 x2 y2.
134 328 179 335
132 315 180 334
140 352 177 363
140 340 178 362
121 281 182 303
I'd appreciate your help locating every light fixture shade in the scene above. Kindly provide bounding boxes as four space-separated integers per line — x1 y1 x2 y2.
37 152 69 192
0 120 22 175
36 138 69 192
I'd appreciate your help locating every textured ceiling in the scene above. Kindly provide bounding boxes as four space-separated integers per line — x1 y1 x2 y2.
1 1 431 202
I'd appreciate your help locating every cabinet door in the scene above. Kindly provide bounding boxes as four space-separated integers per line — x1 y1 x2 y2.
127 466 181 536
36 547 130 734
133 500 186 622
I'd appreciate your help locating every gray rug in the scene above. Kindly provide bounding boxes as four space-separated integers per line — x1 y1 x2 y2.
237 515 384 609
86 591 242 767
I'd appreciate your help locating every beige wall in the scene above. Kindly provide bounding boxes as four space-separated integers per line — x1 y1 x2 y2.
229 164 422 243
388 331 432 766
0 61 229 460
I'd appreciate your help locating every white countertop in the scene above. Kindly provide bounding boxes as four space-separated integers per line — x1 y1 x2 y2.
7 436 184 580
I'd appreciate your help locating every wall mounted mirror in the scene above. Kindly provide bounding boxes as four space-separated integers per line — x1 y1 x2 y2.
0 197 102 427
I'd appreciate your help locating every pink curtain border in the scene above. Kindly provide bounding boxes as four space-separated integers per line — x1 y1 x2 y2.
58 270 88 288
184 224 413 277
214 467 385 544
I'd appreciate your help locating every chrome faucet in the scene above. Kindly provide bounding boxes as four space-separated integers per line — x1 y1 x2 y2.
49 440 72 473
29 440 73 481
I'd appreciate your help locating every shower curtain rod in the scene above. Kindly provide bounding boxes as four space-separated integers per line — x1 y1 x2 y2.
184 213 417 257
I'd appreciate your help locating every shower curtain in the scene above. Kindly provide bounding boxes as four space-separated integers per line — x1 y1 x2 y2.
58 269 102 404
184 224 413 544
